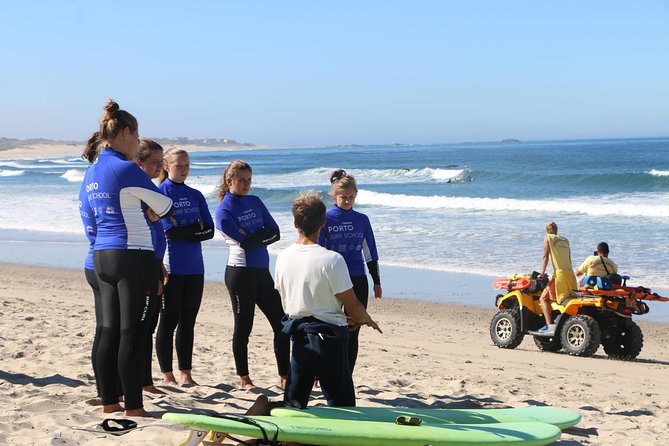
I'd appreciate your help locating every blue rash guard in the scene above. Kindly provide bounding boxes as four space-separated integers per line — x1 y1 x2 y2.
79 167 97 270
318 205 379 278
151 220 167 260
215 193 280 268
84 147 173 251
158 179 214 275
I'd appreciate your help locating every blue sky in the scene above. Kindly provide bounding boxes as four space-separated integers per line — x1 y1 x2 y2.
1 1 667 146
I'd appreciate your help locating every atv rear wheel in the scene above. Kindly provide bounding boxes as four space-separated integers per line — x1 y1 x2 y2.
602 320 643 360
490 309 524 349
533 335 562 352
561 315 601 357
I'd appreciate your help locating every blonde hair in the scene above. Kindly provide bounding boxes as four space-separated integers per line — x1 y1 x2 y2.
217 160 252 201
546 221 558 234
98 98 138 141
158 147 189 184
329 169 358 198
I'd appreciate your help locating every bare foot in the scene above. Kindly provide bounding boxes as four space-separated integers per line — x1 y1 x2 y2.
102 403 124 413
125 408 153 417
178 370 199 386
162 372 178 386
239 375 255 389
143 384 166 394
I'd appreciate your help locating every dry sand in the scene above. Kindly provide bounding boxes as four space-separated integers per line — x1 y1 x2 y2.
1 262 668 445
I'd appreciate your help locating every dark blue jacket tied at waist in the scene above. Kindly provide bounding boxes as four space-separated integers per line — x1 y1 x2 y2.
276 316 349 350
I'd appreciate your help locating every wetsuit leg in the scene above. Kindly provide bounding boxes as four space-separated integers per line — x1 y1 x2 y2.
85 268 102 397
142 260 162 387
175 274 204 371
225 266 258 377
255 269 290 376
347 275 369 373
155 274 185 373
284 334 317 407
314 327 354 407
95 249 156 410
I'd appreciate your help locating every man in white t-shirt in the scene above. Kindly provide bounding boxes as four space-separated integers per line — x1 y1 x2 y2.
275 191 382 407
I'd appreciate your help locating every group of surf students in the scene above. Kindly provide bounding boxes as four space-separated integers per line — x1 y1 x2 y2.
78 99 383 417
537 221 618 335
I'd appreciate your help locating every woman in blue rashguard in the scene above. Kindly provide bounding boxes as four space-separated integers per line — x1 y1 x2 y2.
78 132 105 400
156 147 214 386
318 169 382 374
215 160 289 389
83 99 173 417
136 138 169 394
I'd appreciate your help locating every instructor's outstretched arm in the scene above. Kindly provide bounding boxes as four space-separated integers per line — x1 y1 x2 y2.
337 289 382 333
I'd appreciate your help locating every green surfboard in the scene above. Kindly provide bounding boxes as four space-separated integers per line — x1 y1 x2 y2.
271 405 581 430
163 412 562 446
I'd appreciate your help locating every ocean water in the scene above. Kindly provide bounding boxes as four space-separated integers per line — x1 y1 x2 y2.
1 137 668 319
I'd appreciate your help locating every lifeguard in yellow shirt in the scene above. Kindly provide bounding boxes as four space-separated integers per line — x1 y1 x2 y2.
538 221 577 334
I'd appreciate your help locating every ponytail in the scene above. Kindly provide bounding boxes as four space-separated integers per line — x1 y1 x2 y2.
82 131 103 163
217 160 252 201
329 168 358 198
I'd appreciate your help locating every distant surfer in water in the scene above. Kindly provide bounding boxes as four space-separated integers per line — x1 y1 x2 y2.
275 191 382 408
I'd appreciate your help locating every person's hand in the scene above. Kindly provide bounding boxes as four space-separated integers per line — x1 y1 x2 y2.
146 208 160 223
157 278 163 296
170 216 178 227
161 264 169 286
346 317 361 332
366 318 383 334
374 284 383 299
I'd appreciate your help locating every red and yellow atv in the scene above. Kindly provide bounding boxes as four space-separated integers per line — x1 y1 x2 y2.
489 272 668 359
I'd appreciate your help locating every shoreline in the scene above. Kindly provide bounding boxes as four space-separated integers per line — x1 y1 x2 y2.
2 234 669 323
1 262 669 445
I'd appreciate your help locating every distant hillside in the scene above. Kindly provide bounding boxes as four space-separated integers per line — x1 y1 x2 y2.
0 137 255 150
153 137 255 147
0 137 80 150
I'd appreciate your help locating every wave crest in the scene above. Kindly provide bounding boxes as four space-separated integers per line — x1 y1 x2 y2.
0 169 25 177
61 169 85 182
356 190 669 218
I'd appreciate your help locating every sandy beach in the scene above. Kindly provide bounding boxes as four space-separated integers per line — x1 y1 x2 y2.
1 262 668 445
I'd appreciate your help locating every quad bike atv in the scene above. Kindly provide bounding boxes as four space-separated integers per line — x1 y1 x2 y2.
489 272 668 359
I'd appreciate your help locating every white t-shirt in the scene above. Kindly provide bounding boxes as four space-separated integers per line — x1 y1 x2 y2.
275 243 353 327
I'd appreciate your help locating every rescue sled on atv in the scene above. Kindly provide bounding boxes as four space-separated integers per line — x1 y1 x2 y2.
489 272 668 359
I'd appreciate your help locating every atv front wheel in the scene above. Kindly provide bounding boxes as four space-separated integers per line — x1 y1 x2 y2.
533 335 562 352
490 309 524 349
561 315 601 357
602 320 643 360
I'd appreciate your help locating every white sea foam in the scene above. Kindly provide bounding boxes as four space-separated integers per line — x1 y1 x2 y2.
188 182 218 198
190 161 231 169
253 167 470 189
61 169 86 182
0 170 25 177
356 190 669 218
649 169 669 177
